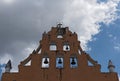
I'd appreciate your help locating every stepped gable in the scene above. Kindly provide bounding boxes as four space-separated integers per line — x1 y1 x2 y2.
2 24 119 81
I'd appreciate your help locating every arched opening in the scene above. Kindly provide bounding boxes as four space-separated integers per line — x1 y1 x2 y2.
70 57 78 68
63 42 70 51
42 57 49 68
56 57 64 69
57 35 63 38
50 42 57 51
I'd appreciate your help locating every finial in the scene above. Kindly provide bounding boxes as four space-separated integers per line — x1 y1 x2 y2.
43 31 46 36
5 60 12 73
108 60 115 72
57 23 62 28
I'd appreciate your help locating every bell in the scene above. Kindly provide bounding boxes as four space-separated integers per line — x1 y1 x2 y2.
44 58 49 64
66 46 69 50
71 58 76 65
58 58 62 64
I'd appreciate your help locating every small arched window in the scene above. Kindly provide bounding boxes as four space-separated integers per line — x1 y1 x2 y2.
50 42 57 51
56 57 64 69
42 57 49 68
70 57 78 68
57 35 63 38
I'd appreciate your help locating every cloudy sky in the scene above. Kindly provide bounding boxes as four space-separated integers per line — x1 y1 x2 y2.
0 0 120 80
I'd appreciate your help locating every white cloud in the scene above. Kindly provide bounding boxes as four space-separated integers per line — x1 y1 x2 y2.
110 35 120 52
108 34 120 52
12 42 38 72
108 34 117 41
0 42 37 72
3 0 15 4
63 0 120 50
114 43 120 51
108 34 113 38
21 42 38 59
0 53 13 64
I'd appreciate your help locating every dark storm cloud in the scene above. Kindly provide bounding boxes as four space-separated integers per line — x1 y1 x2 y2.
0 0 66 57
0 0 68 71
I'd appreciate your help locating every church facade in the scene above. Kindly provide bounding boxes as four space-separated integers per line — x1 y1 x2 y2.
2 24 119 81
